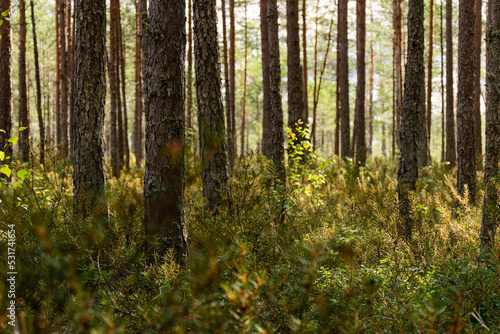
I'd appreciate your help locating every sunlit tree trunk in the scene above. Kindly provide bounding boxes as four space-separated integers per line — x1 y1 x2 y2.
133 0 143 166
59 0 69 157
30 0 45 165
445 0 456 167
474 0 482 166
241 0 248 154
229 0 236 166
426 0 434 158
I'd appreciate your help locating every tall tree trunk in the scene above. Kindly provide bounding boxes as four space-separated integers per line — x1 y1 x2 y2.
338 0 350 158
73 0 107 219
302 0 308 124
0 0 12 160
240 1 248 155
229 0 236 166
335 29 340 156
268 0 286 182
194 0 230 214
133 0 143 166
144 0 188 263
446 0 456 166
312 0 319 148
140 0 148 100
18 0 29 162
368 26 374 156
187 0 193 131
30 0 45 165
457 0 477 205
474 0 482 166
59 0 69 157
260 0 271 158
397 0 425 239
67 0 74 161
394 0 402 155
480 0 500 258
355 0 366 166
440 0 445 162
109 0 120 177
222 0 231 156
427 0 434 157
55 0 61 148
118 4 130 169
287 0 304 142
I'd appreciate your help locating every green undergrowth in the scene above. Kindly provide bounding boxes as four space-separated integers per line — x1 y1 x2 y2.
1 142 499 333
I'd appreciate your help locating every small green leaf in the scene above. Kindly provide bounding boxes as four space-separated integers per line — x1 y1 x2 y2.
0 151 4 161
2 10 9 17
0 129 5 133
19 127 28 132
8 136 18 145
0 165 11 177
17 169 28 181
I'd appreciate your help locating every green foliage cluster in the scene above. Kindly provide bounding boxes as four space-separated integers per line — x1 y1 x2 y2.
1 134 499 333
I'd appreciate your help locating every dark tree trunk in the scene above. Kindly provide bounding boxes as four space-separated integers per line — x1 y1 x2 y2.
0 0 12 158
55 0 61 148
59 0 69 157
109 0 120 177
335 31 340 156
30 0 45 165
194 0 230 214
445 0 456 167
260 0 271 158
427 0 434 157
133 0 143 166
187 0 194 130
229 0 236 166
241 1 248 155
287 0 304 139
338 0 350 159
19 0 29 162
394 0 402 155
397 0 425 239
480 0 500 257
355 0 366 166
441 0 445 163
140 0 148 101
268 0 286 182
302 0 308 124
144 0 188 263
73 0 107 219
474 0 482 166
457 0 477 205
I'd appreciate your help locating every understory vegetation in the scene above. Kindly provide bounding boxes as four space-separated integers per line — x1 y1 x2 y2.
1 138 499 333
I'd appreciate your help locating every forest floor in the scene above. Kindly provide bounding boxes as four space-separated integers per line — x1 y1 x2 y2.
0 145 499 333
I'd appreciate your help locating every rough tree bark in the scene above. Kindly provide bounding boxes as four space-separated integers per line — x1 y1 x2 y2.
426 0 434 157
194 0 230 214
480 0 500 258
355 0 366 166
229 0 236 166
144 0 188 263
241 0 248 154
72 0 107 219
338 0 350 158
30 0 45 165
397 0 425 239
18 0 29 162
109 0 120 177
287 0 304 142
440 0 445 162
302 0 308 123
187 0 194 130
0 0 12 158
474 0 482 165
457 0 476 205
268 0 286 182
445 0 456 167
260 0 271 158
